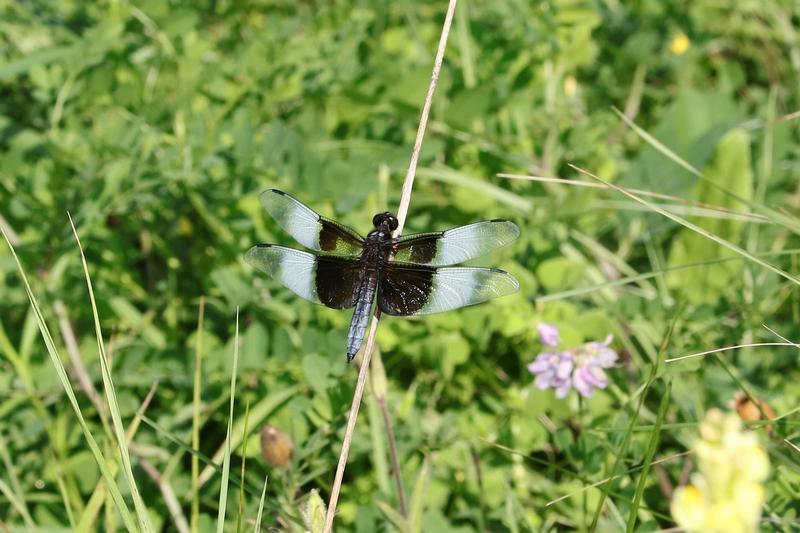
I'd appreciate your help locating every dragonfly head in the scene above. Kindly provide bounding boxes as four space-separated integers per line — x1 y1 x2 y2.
372 211 398 232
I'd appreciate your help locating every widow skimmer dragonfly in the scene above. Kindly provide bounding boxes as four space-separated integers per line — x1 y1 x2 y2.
245 190 520 362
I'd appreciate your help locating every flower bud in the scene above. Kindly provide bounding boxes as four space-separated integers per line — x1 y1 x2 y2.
260 425 293 468
730 392 776 435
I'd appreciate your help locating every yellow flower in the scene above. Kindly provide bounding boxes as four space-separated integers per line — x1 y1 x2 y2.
177 216 193 236
564 76 578 98
671 485 708 530
670 32 690 55
671 409 768 533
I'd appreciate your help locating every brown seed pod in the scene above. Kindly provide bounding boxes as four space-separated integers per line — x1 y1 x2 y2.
730 392 777 435
260 424 294 468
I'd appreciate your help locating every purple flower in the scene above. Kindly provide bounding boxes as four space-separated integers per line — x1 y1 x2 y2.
572 364 609 398
537 323 561 346
527 351 574 399
527 334 618 399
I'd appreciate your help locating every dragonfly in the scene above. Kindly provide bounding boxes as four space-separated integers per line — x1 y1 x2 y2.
245 189 520 362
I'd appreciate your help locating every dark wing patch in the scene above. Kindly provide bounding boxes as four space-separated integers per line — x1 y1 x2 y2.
378 263 519 316
317 217 366 255
390 232 441 264
378 263 435 316
245 245 363 309
315 255 364 309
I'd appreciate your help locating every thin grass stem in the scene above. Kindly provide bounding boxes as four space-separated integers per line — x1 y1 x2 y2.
0 430 33 526
53 299 106 416
236 400 252 533
497 173 769 223
253 475 269 533
2 226 139 533
191 296 205 533
321 1 458 531
68 213 153 533
322 316 381 531
469 445 487 531
378 396 407 516
665 342 794 363
570 164 800 287
216 308 241 533
140 459 191 533
76 381 159 531
0 477 34 528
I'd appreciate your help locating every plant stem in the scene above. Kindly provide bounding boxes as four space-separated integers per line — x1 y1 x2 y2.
470 445 487 531
322 4 458 529
322 313 381 532
377 396 407 516
394 0 457 235
191 296 205 533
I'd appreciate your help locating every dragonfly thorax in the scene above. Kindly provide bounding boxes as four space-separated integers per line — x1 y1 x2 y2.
366 228 391 244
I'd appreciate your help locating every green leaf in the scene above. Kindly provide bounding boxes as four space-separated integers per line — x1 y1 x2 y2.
667 128 753 303
537 257 585 291
302 353 332 396
408 457 431 533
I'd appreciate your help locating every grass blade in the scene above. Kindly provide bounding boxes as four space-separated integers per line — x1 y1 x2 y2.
612 107 800 234
498 173 769 223
217 308 241 533
191 297 205 533
537 248 800 303
0 477 34 528
1 228 138 532
589 307 678 531
50 451 78 530
408 457 431 533
139 415 267 500
416 166 533 212
253 475 268 533
76 382 159 532
626 380 671 532
376 500 408 531
570 165 800 287
236 401 251 533
0 430 34 527
68 213 153 533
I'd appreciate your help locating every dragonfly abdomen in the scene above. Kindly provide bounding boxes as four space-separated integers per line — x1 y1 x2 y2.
346 271 378 362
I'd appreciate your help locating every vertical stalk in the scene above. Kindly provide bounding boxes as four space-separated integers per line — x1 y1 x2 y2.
191 297 205 533
322 4 459 530
377 396 407 516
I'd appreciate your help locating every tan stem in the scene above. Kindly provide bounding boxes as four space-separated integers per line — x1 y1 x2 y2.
322 313 381 532
322 2 458 530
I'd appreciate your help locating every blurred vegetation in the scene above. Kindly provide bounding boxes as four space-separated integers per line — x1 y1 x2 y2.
1 0 800 530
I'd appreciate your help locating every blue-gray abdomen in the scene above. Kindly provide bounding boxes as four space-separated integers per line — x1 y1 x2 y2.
346 273 378 361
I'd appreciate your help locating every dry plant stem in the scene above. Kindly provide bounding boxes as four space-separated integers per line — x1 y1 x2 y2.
54 299 106 416
394 0 458 234
323 315 380 532
140 459 190 533
497 173 769 222
322 2 458 531
378 396 407 516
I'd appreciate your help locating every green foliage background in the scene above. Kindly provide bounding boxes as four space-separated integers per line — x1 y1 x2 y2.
1 0 800 530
